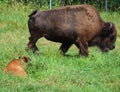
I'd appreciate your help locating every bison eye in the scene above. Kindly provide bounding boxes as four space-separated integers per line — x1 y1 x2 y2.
109 35 114 41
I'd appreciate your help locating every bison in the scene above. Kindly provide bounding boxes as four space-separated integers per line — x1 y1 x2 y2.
27 4 117 56
4 56 30 77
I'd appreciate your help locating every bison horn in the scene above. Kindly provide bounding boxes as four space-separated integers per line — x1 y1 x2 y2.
109 23 113 30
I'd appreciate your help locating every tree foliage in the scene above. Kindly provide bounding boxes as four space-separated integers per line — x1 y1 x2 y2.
1 0 120 11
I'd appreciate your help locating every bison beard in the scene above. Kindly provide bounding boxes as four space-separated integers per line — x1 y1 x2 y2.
27 4 117 57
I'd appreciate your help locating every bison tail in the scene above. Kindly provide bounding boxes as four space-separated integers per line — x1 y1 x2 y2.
29 10 37 17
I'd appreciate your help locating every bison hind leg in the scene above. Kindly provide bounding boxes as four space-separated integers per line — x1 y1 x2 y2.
59 43 72 56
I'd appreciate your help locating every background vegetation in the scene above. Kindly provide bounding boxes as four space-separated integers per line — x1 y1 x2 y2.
1 0 120 11
0 0 120 92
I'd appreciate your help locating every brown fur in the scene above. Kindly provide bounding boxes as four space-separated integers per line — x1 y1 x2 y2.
27 4 117 56
4 56 30 77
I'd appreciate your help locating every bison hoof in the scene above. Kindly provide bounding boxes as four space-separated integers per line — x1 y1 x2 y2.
78 53 88 57
60 51 65 56
102 48 109 52
34 50 40 55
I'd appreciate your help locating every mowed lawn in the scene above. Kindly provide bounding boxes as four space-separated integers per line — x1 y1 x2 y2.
0 3 120 92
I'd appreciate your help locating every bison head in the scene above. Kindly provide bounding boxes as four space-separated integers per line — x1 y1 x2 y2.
99 22 117 52
89 22 117 52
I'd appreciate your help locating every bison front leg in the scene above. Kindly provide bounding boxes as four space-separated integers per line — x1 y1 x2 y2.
59 43 72 56
27 36 40 54
75 41 88 57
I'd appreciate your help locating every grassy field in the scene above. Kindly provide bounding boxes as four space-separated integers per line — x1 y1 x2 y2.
0 2 120 92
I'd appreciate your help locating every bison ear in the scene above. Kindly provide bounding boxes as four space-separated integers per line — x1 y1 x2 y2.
22 56 31 63
101 22 113 37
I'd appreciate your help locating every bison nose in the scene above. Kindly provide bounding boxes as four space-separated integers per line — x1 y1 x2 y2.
109 45 115 50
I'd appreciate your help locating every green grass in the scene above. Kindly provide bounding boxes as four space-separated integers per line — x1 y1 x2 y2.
0 2 120 92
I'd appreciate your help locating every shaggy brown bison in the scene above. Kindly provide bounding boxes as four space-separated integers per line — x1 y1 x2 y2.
27 4 117 56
